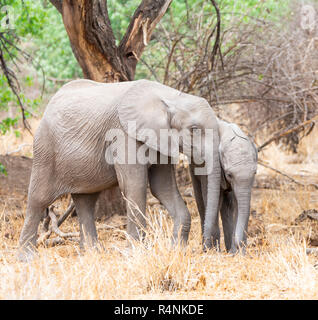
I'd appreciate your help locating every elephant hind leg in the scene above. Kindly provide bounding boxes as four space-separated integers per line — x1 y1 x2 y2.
71 192 99 250
18 203 49 262
149 164 191 245
18 167 58 262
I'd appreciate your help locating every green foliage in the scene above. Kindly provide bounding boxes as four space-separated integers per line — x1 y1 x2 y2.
0 117 18 134
0 0 291 114
0 0 290 84
30 2 81 81
0 163 7 176
1 0 81 91
0 74 15 110
107 0 142 43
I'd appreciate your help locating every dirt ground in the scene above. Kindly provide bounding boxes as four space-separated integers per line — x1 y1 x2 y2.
0 120 317 299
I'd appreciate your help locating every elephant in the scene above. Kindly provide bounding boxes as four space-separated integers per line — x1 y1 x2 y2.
190 119 257 254
18 79 221 261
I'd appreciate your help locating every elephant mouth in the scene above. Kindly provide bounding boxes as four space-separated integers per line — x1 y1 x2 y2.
221 169 232 192
223 185 232 193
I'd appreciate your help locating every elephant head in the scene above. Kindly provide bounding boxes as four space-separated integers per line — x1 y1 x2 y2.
218 119 257 253
117 80 221 248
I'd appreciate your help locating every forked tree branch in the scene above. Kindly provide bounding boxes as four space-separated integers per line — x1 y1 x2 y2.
38 204 79 245
119 0 173 57
49 0 173 82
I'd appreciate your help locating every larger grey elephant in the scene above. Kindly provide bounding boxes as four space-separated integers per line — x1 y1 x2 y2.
18 79 221 261
190 119 257 253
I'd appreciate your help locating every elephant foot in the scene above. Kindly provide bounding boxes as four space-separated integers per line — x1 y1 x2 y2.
202 238 220 252
202 237 212 252
79 239 103 255
120 241 139 258
202 229 220 252
229 245 246 255
17 247 38 263
170 233 189 248
126 229 146 244
124 236 143 251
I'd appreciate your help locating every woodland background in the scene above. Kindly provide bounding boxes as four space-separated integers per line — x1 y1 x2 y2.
0 0 318 299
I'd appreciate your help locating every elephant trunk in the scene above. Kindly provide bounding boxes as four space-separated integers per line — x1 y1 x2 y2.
202 130 221 250
230 187 252 254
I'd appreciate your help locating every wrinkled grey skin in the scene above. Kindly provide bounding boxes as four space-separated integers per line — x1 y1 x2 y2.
18 79 221 261
190 119 257 253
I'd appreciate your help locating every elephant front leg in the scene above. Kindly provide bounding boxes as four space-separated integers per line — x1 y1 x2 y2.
190 165 220 250
220 190 235 252
115 163 148 242
149 163 191 245
189 165 205 236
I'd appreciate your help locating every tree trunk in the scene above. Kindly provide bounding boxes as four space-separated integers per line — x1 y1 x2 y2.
49 0 172 218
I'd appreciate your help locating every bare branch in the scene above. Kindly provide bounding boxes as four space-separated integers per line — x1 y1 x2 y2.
209 0 223 71
43 236 79 247
57 201 75 227
48 207 79 238
119 0 173 79
0 33 32 134
257 115 318 152
37 205 78 245
258 159 318 190
164 36 183 84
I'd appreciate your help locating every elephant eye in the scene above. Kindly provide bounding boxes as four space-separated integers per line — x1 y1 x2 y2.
190 125 198 130
189 125 201 132
226 173 232 180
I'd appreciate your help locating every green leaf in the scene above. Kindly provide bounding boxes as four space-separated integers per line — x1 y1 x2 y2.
0 163 7 176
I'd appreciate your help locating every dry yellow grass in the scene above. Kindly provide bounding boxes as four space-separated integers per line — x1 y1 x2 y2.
0 118 39 157
0 185 317 300
0 121 318 300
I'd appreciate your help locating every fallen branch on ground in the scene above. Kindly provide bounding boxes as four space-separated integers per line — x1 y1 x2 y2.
37 202 79 246
6 144 32 155
306 248 318 255
57 202 75 227
42 236 80 247
258 159 318 190
257 115 318 152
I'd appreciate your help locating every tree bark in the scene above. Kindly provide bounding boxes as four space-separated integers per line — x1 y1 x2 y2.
52 0 172 82
49 0 172 217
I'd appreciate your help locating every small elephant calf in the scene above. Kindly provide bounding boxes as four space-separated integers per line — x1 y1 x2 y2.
218 119 258 253
190 119 258 253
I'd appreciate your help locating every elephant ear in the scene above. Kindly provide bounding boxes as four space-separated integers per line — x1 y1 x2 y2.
117 85 180 158
251 140 258 162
